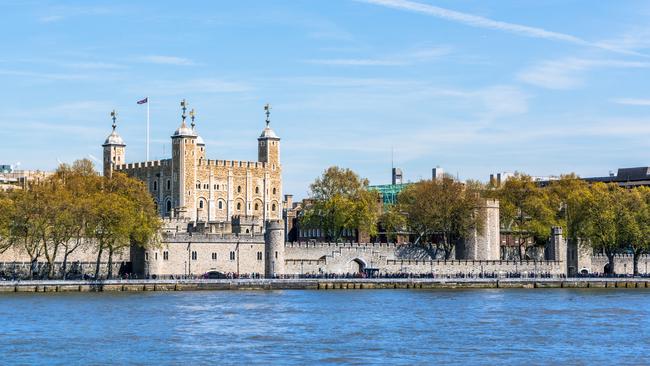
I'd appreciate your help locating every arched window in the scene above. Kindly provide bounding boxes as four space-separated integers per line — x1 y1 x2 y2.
218 201 223 209
153 181 157 191
272 204 276 211
255 187 259 194
167 180 171 190
237 202 242 210
166 200 172 214
237 186 242 193
199 200 204 209
254 203 259 210
272 188 276 195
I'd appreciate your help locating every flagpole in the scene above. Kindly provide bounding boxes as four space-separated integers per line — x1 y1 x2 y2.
146 97 150 161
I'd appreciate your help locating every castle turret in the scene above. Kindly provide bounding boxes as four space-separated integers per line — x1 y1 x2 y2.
190 109 206 162
265 219 285 278
258 103 280 166
171 99 198 220
547 226 569 276
460 199 500 260
102 110 125 178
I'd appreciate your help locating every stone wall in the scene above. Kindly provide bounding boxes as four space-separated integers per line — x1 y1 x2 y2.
283 241 564 276
0 241 130 279
0 242 129 264
140 233 266 278
587 254 650 275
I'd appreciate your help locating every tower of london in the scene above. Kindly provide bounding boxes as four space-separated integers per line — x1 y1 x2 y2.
103 100 283 235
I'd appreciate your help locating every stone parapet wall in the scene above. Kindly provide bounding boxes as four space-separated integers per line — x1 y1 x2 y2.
143 240 266 277
382 259 564 276
0 261 127 279
587 254 650 275
0 242 129 263
163 232 265 244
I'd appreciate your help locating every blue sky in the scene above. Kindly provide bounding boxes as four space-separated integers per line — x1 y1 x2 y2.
2 0 650 197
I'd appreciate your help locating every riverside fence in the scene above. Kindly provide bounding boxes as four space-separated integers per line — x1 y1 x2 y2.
0 277 649 292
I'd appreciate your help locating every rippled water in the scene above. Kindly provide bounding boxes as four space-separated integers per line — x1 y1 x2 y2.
0 289 649 365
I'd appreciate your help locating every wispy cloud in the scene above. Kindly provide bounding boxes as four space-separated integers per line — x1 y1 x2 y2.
357 0 646 56
517 58 650 89
137 78 252 95
305 58 404 66
64 62 126 70
136 55 196 66
612 98 650 106
37 5 115 23
305 46 450 66
0 69 89 81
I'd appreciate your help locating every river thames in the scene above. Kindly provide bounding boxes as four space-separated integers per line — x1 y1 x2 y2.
0 289 648 365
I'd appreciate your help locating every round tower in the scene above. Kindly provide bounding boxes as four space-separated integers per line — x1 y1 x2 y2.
102 110 125 178
265 219 285 278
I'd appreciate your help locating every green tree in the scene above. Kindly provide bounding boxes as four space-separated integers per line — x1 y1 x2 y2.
45 160 102 279
398 177 485 259
581 183 625 274
88 172 160 279
624 187 650 275
492 174 556 260
7 183 48 278
301 167 380 242
0 190 16 254
378 204 407 243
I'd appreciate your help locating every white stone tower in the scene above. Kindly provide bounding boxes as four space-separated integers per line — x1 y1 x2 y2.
265 219 285 278
102 109 125 178
171 99 198 220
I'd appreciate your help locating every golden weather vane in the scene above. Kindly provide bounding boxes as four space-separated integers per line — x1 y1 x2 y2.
264 103 271 127
110 109 117 130
180 99 187 123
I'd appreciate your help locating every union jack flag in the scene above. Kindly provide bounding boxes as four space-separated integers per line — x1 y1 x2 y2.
137 97 148 104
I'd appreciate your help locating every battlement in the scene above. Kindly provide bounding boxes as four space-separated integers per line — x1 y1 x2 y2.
116 159 170 171
387 259 561 265
162 232 265 244
285 242 400 249
592 253 650 259
202 159 269 169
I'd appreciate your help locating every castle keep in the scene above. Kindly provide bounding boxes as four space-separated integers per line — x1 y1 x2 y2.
104 101 282 233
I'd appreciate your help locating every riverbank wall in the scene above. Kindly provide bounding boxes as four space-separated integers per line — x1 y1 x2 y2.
0 278 649 293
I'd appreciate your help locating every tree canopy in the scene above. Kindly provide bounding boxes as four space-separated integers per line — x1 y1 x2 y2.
0 159 160 279
301 166 380 242
398 177 485 259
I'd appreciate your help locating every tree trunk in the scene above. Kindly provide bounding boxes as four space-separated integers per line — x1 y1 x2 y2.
605 250 615 275
107 248 114 279
30 257 37 280
61 251 70 280
94 245 103 280
633 248 641 276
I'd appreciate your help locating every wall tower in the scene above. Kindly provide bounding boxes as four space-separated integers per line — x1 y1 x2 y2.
265 219 285 278
102 110 125 178
171 99 198 220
